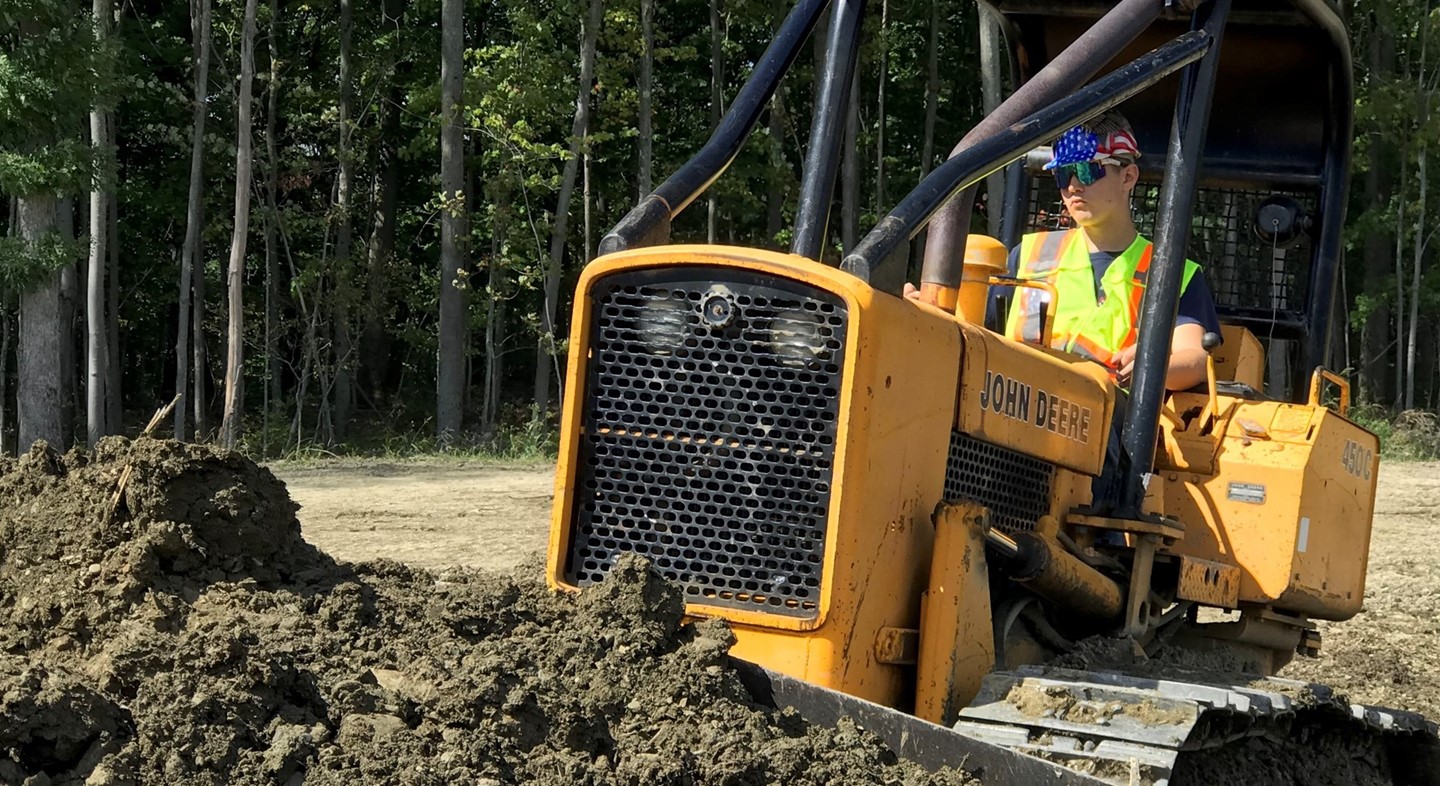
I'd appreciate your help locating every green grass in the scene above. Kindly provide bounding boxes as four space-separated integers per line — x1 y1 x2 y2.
239 405 559 468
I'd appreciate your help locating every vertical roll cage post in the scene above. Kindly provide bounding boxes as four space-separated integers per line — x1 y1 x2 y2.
1298 0 1354 398
1117 0 1231 520
791 0 867 261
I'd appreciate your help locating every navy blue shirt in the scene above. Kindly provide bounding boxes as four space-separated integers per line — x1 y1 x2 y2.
987 243 1222 335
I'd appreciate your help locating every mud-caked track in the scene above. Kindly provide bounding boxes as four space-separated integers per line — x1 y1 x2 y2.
0 439 978 786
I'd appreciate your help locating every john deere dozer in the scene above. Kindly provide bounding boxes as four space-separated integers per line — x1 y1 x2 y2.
545 0 1440 782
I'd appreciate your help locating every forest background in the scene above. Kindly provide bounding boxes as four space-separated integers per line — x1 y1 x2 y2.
3 0 1439 460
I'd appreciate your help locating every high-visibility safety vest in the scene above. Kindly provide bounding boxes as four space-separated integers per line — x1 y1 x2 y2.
1003 230 1200 366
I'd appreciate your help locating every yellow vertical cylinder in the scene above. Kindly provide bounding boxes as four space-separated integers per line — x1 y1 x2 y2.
914 502 995 726
956 235 1008 325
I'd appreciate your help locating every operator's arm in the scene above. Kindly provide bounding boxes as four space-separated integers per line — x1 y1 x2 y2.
1114 272 1220 391
1112 324 1208 390
1163 323 1209 390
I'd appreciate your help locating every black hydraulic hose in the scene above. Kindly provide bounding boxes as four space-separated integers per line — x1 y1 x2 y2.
841 31 1210 279
917 0 1166 292
790 0 867 262
597 0 830 257
1117 0 1232 519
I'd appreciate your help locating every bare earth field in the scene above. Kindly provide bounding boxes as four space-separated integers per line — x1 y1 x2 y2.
275 459 555 571
274 458 1440 718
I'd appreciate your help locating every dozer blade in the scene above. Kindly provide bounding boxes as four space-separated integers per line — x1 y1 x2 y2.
954 666 1440 786
730 658 1109 785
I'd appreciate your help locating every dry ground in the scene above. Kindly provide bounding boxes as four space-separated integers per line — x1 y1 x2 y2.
275 459 554 572
273 458 1440 717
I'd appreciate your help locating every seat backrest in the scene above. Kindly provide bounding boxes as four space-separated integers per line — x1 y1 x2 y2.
1213 324 1265 388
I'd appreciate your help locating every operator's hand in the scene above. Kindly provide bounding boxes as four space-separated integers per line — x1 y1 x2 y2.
1112 345 1137 387
903 282 923 302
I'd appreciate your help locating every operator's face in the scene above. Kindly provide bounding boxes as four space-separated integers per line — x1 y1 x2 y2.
1059 161 1139 229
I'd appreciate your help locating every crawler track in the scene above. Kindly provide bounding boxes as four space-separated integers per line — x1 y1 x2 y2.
955 667 1440 785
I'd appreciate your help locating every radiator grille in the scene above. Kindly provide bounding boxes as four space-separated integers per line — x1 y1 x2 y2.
943 431 1054 532
565 268 847 618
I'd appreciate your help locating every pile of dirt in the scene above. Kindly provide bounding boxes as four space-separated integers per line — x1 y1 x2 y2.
0 438 976 786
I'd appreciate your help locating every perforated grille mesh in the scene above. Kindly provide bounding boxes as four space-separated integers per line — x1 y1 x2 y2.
565 267 847 618
1025 179 1314 322
943 431 1054 532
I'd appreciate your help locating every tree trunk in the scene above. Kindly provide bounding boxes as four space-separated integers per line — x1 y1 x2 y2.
1359 11 1394 406
914 0 939 267
1393 146 1407 410
1404 4 1432 410
638 0 654 198
583 137 593 264
1407 143 1426 411
107 151 120 432
841 69 859 253
874 0 888 211
437 0 468 441
219 0 258 449
0 300 11 455
533 0 603 419
176 0 212 441
707 0 722 243
363 78 402 401
194 249 207 437
332 0 354 441
481 166 507 437
17 194 64 453
87 0 112 446
765 84 787 246
57 201 78 447
262 0 280 453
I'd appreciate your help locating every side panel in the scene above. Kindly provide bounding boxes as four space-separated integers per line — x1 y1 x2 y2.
955 324 1114 477
1282 410 1377 618
1161 401 1378 620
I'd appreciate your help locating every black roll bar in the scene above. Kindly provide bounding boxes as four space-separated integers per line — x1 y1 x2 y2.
1116 0 1231 519
597 0 830 258
917 0 1168 293
839 30 1212 280
791 0 867 261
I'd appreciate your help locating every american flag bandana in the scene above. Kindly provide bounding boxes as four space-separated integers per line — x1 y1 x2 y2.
1043 125 1141 170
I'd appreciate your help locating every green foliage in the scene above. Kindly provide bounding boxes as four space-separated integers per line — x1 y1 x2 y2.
0 229 85 291
239 403 558 462
0 0 115 196
1349 405 1440 460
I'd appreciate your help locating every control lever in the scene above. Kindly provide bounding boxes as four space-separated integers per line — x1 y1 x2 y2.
1199 331 1222 434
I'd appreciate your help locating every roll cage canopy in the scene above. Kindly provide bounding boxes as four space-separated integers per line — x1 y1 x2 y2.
597 0 1353 515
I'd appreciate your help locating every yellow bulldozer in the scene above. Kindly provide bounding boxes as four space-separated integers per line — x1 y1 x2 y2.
544 0 1440 782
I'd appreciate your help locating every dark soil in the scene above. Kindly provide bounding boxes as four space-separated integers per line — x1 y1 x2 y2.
0 438 977 786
